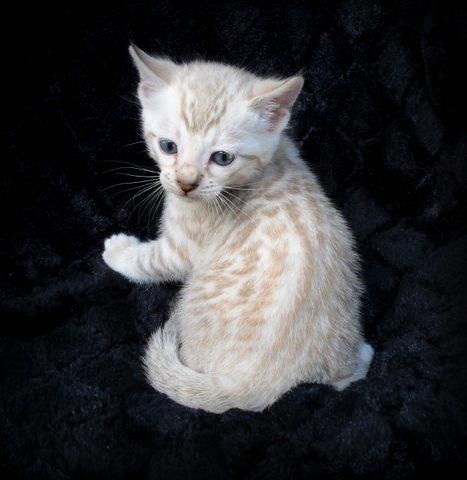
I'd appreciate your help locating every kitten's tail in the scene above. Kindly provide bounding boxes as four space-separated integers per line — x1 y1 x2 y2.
144 324 374 413
143 323 248 414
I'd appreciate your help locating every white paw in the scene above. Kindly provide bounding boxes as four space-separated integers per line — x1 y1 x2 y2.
102 233 140 274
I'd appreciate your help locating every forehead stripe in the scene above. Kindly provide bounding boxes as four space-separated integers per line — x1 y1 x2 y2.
180 86 230 134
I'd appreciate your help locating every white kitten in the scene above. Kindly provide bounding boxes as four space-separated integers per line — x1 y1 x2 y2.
102 45 374 413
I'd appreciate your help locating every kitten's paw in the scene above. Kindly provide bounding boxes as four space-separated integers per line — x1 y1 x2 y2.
102 233 140 274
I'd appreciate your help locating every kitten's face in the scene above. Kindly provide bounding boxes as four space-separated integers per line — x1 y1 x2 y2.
141 78 270 201
130 46 303 201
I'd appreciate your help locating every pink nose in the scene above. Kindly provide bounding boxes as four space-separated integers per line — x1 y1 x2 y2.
177 181 197 193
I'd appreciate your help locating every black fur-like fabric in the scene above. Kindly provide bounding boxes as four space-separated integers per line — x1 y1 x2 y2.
1 1 466 478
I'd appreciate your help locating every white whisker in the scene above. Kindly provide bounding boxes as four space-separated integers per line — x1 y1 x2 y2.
103 178 158 192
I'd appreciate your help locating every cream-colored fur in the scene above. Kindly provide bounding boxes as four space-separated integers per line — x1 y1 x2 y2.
102 45 374 413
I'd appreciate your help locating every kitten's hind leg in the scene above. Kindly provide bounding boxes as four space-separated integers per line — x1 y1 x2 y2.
332 342 374 391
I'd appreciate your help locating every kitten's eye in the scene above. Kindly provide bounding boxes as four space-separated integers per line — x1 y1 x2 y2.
159 139 178 154
210 151 235 166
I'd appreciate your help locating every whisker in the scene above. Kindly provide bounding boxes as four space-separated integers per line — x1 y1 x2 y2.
102 178 158 192
218 193 237 218
148 190 166 231
206 198 215 218
122 140 146 148
138 188 161 223
119 183 161 212
102 164 158 175
222 189 250 207
118 94 141 107
127 187 161 221
212 194 223 217
106 171 159 180
104 183 159 199
220 191 253 221
224 185 268 191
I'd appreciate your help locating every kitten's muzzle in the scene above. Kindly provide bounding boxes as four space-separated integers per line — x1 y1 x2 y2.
177 181 198 194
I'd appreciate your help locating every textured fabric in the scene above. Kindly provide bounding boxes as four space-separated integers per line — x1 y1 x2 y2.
1 1 466 478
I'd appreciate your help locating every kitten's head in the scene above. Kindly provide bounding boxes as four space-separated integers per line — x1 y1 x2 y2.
130 45 303 200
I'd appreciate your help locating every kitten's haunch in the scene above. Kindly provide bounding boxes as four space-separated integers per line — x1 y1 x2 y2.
102 45 374 413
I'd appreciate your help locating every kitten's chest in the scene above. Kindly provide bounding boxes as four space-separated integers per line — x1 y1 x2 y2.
164 204 234 258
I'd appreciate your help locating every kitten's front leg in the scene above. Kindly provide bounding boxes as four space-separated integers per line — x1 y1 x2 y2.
102 232 191 283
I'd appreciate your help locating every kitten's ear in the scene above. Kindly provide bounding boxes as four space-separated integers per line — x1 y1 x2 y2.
249 76 304 132
129 44 176 102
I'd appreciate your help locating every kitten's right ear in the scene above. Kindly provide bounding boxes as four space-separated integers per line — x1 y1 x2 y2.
129 44 176 102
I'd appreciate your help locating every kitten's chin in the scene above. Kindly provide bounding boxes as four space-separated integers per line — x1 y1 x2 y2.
168 190 202 202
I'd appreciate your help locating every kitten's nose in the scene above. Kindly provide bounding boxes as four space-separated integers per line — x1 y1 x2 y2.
177 181 197 193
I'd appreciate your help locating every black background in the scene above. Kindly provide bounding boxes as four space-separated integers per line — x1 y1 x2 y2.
1 1 467 478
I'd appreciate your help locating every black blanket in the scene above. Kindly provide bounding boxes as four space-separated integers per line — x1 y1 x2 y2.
1 1 466 478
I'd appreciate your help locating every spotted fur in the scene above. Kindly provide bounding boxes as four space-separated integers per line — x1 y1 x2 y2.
102 46 374 413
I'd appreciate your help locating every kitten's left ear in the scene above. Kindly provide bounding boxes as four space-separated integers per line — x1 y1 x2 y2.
129 44 177 102
249 76 304 132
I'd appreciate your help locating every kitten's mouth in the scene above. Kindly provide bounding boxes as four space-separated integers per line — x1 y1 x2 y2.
173 189 199 200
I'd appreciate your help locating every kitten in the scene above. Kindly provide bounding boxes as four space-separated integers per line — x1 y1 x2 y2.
102 45 374 413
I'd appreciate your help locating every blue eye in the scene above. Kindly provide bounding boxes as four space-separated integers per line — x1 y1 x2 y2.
210 151 235 166
159 139 178 154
